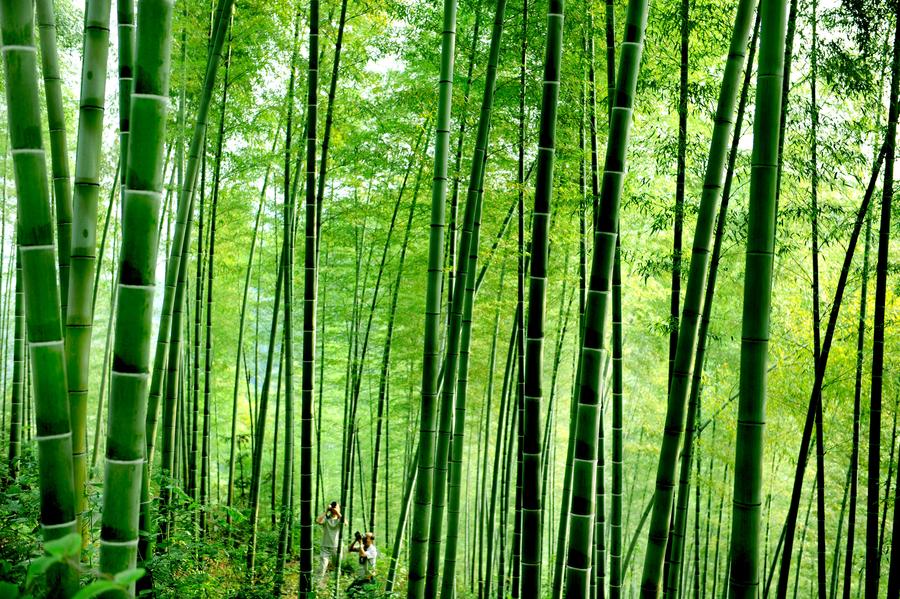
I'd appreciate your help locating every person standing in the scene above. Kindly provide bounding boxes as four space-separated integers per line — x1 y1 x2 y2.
316 501 342 578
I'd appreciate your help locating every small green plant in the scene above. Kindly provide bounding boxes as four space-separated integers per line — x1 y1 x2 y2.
1 533 144 598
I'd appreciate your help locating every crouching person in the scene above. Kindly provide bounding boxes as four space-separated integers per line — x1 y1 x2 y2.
346 531 377 595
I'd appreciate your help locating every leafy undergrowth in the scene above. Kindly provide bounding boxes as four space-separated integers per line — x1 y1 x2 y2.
0 459 417 597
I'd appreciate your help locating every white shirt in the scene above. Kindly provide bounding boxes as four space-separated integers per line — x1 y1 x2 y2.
358 544 377 578
320 515 340 550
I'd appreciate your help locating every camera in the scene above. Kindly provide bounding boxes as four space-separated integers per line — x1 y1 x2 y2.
354 531 362 541
330 501 337 509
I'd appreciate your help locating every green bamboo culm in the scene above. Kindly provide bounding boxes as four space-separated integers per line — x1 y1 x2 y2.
727 0 788 594
0 0 78 594
98 0 174 584
407 0 459 595
638 0 757 594
422 13 494 590
562 0 648 594
868 5 900 598
434 0 510 593
139 0 234 561
298 0 319 594
521 0 564 594
117 0 135 180
65 0 113 542
35 0 73 313
6 251 23 483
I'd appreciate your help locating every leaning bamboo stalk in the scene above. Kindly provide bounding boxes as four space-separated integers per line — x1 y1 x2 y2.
640 0 756 591
773 131 889 599
140 0 234 560
437 0 509 593
226 120 281 521
441 184 485 595
564 0 649 593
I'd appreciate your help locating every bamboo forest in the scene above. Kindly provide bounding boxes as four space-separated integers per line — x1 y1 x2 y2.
4 0 900 595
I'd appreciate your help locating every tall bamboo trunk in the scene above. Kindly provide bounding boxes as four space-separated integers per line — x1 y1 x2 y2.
35 0 73 317
407 0 460 593
867 6 900 596
97 0 174 587
446 5 481 330
200 28 232 537
423 11 503 588
246 10 299 573
65 0 114 543
0 2 78 595
639 0 756 592
6 252 22 484
140 0 235 562
520 0 564 594
297 0 319 593
842 206 871 599
565 0 649 594
727 0 788 594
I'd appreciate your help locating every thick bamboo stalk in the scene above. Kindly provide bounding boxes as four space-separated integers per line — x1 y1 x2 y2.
521 0 564 594
422 9 503 587
0 3 78 595
65 0 114 541
141 0 235 562
297 0 319 590
727 0 789 593
98 0 174 585
565 0 649 593
640 0 756 592
407 0 460 593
